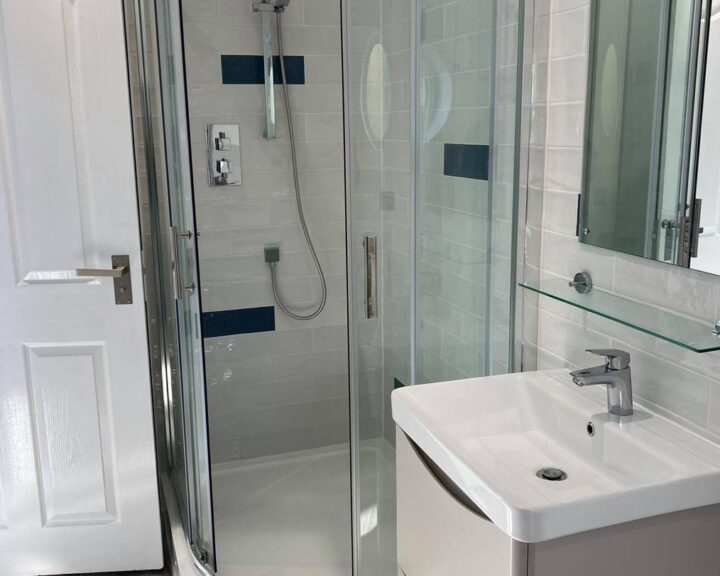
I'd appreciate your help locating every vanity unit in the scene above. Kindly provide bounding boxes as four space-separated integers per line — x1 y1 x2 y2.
393 371 720 576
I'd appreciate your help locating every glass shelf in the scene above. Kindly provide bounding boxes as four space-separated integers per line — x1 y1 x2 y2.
519 278 720 353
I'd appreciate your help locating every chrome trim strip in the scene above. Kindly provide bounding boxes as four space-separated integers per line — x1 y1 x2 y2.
339 1 359 575
508 0 526 372
485 0 498 375
410 0 418 387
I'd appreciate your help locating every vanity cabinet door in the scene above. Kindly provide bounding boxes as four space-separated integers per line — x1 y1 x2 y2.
396 429 527 576
527 504 720 576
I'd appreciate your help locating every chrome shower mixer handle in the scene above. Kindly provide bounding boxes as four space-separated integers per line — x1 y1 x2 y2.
252 0 290 12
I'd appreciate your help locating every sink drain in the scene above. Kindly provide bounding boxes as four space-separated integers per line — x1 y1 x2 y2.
536 467 567 481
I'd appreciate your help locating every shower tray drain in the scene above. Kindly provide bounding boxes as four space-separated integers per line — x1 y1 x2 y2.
536 467 567 481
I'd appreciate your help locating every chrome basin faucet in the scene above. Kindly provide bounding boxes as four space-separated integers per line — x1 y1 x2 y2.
570 349 633 416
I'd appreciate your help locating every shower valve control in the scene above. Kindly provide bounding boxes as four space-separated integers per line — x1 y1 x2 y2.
216 158 232 175
207 123 242 187
215 132 232 151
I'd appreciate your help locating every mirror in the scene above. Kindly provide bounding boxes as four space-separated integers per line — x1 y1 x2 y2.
579 0 720 275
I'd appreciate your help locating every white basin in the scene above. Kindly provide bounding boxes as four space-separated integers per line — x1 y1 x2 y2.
391 370 720 543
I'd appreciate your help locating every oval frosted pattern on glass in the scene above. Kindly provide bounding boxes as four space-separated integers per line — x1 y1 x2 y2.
419 45 452 141
601 44 620 138
364 43 387 142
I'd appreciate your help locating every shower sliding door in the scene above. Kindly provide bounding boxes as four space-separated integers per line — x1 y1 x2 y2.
343 1 414 575
139 0 217 570
174 1 353 575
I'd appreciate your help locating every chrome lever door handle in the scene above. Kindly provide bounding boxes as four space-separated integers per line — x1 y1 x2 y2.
76 265 128 278
76 255 133 305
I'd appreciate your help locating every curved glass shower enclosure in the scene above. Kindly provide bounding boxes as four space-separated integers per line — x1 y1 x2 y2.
132 0 523 574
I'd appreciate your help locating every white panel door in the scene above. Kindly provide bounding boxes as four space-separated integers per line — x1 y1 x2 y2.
0 1 162 574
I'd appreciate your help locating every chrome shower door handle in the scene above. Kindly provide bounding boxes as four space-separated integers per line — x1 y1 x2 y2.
364 235 377 319
169 225 181 300
170 226 196 299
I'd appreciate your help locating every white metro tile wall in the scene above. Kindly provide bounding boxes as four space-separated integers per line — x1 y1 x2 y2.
530 0 720 438
182 0 349 461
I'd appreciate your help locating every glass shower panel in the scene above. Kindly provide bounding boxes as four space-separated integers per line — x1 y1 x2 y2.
489 0 523 375
154 0 216 569
416 1 495 383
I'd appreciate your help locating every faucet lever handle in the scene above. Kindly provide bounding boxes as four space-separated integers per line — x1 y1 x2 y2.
586 349 630 370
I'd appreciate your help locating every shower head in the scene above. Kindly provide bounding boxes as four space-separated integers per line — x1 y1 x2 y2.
252 0 290 12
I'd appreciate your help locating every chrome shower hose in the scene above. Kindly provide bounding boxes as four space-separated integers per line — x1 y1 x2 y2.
269 10 328 320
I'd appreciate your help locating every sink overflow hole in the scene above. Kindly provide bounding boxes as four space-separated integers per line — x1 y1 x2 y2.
586 421 595 436
536 467 568 482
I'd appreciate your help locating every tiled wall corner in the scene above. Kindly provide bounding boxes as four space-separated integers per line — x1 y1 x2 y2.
528 0 720 439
